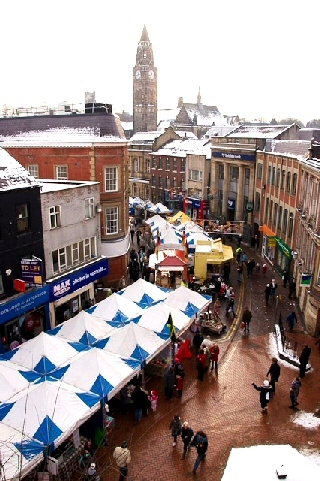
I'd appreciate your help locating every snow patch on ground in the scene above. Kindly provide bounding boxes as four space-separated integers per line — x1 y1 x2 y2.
291 410 320 429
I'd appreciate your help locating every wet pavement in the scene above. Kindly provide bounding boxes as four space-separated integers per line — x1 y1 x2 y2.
91 239 320 481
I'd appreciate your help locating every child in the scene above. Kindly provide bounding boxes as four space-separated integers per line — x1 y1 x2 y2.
149 389 159 412
255 262 261 276
262 263 267 277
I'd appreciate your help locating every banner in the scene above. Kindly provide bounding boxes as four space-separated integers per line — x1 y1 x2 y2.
21 259 43 286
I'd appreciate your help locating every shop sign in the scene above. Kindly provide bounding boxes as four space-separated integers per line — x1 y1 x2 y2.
276 237 293 258
21 259 43 285
49 257 109 301
191 199 201 209
268 236 277 247
0 286 49 325
213 152 256 161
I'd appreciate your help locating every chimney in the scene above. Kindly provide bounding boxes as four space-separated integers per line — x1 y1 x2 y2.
178 97 183 108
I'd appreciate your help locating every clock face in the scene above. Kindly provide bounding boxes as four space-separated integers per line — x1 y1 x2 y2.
148 70 154 80
135 70 141 80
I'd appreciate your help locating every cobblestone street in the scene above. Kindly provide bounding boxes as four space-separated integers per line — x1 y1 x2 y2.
93 240 320 481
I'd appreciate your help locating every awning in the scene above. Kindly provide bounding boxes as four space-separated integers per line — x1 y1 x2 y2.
259 224 276 237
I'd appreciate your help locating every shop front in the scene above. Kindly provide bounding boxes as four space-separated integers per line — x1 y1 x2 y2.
183 198 209 221
260 225 276 263
48 257 109 327
274 237 293 275
0 286 50 353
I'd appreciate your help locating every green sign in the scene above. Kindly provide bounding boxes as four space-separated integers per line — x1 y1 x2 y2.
276 237 292 258
246 202 254 212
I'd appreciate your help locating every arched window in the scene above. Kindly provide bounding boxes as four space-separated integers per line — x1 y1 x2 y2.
272 167 276 185
288 212 294 237
281 170 285 189
276 168 281 187
292 173 297 195
286 172 291 192
268 166 272 184
283 209 288 234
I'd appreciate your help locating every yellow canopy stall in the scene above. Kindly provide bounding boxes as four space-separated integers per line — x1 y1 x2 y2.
194 239 234 281
168 211 191 224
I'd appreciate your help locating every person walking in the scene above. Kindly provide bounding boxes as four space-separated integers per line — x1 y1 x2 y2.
113 441 131 481
266 357 281 394
289 377 302 409
286 311 297 331
164 366 176 400
131 385 145 423
265 284 271 305
236 246 243 262
288 277 296 299
262 263 267 277
252 380 272 413
270 279 278 299
241 306 252 333
191 430 208 475
181 421 194 459
282 269 289 288
196 348 207 382
237 261 243 282
299 344 311 377
209 343 220 373
247 259 256 277
169 414 182 447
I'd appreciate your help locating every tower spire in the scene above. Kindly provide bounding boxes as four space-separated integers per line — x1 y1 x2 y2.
197 86 201 105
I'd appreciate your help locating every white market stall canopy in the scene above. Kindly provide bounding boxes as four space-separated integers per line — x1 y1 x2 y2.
119 278 169 308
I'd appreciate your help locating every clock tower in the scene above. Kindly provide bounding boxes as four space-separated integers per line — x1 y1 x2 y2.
133 26 157 133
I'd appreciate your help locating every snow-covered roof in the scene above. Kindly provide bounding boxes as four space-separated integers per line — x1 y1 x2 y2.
265 139 309 157
130 131 163 143
39 179 99 193
226 124 295 139
153 138 211 157
0 148 40 191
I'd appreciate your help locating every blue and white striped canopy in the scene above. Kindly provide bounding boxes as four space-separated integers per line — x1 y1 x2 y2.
0 360 41 402
165 285 210 317
131 303 191 338
90 293 144 325
119 278 169 308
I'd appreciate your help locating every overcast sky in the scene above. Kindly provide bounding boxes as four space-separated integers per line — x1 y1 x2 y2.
1 0 318 124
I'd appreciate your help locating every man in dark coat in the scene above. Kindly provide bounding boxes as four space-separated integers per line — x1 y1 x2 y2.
252 380 272 413
241 306 252 333
131 385 146 423
164 366 175 399
181 421 194 459
191 430 208 474
266 357 281 393
299 344 311 377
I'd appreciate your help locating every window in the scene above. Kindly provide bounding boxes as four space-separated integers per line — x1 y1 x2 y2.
159 176 164 188
267 166 272 184
52 236 97 273
133 158 139 172
276 168 281 187
56 165 68 180
85 197 95 219
278 206 283 229
166 176 170 189
230 166 239 180
0 272 4 295
105 167 118 192
166 158 170 171
273 203 278 226
265 198 270 223
257 163 262 179
245 168 250 185
27 164 39 178
105 207 118 234
269 200 273 222
271 167 276 185
281 170 285 189
50 205 61 229
286 172 291 193
16 204 29 233
152 157 157 169
288 212 294 238
158 158 163 170
173 158 177 171
180 159 185 173
146 159 151 173
255 192 260 212
283 209 288 234
219 164 224 180
292 173 297 195
152 175 156 187
189 170 203 182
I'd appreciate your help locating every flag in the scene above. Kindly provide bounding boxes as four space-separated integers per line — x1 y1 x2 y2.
155 228 161 256
167 313 176 343
301 274 312 287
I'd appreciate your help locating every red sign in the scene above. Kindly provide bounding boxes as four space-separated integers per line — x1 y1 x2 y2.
13 279 26 293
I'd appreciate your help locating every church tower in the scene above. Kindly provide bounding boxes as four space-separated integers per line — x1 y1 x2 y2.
133 26 157 133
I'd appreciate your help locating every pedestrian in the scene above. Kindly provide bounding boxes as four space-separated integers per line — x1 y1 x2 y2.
270 279 278 299
241 251 247 264
241 306 252 333
282 269 289 288
191 430 208 475
86 462 100 481
196 348 207 381
237 234 242 247
174 359 186 398
252 380 272 413
192 331 204 355
223 262 231 284
130 227 135 242
136 229 141 247
286 311 297 331
131 385 145 423
202 344 211 373
299 344 311 377
149 389 159 412
250 236 256 248
113 441 131 481
255 262 261 276
79 449 92 471
237 261 243 282
120 384 129 414
262 263 267 277
181 421 194 459
164 366 176 399
209 343 219 373
169 414 182 447
236 246 243 262
247 258 255 277
265 283 271 305
288 278 296 299
255 234 260 249
289 377 302 409
266 357 281 394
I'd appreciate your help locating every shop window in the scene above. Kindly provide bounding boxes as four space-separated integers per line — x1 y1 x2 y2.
55 165 68 180
245 168 250 185
85 197 95 219
218 164 224 180
105 207 119 235
50 205 61 229
230 166 239 181
16 204 29 233
105 167 118 192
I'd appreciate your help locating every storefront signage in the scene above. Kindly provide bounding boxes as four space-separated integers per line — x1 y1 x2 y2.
276 237 293 258
246 202 254 212
268 236 277 247
21 259 43 285
0 286 49 325
49 258 109 301
213 152 256 161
